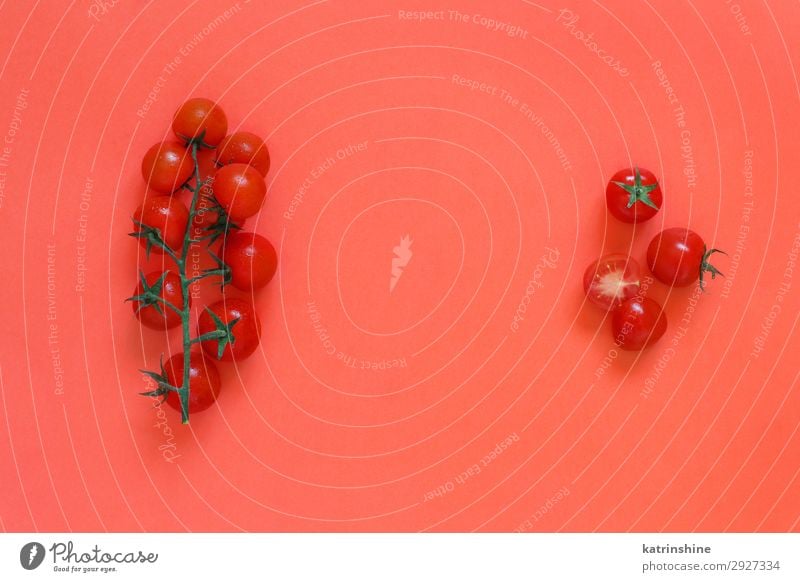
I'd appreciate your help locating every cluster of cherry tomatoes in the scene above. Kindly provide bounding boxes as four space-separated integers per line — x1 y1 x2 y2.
583 167 724 351
129 97 277 422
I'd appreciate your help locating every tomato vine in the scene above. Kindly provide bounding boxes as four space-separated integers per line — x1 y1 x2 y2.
128 99 274 423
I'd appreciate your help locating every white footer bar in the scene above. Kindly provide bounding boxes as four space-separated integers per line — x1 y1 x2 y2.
1 533 797 581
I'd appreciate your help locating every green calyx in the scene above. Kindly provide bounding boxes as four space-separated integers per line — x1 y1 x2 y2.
126 270 182 316
199 196 241 244
613 166 660 211
138 356 179 404
205 250 232 288
194 308 240 360
127 271 166 315
699 246 726 291
129 220 176 260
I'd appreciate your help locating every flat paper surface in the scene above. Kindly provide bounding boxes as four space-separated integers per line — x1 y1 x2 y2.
0 0 797 533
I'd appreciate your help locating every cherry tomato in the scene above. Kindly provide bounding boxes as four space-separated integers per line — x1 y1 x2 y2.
606 166 662 223
130 270 187 329
198 298 261 361
216 132 270 176
164 351 222 414
646 228 725 290
132 195 189 253
583 254 642 310
172 98 228 147
612 297 667 351
141 142 193 194
212 163 266 222
221 232 278 291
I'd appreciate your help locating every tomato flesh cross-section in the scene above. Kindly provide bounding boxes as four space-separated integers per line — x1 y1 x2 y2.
583 254 642 310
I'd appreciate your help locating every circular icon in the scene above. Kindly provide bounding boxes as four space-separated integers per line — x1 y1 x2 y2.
19 542 45 570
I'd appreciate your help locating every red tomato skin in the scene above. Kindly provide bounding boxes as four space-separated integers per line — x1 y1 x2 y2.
133 195 189 253
582 254 642 310
221 232 278 291
216 132 270 176
212 163 267 222
164 351 222 414
131 271 187 329
647 228 706 287
172 98 228 147
606 167 662 223
612 297 667 351
198 298 262 362
141 142 194 194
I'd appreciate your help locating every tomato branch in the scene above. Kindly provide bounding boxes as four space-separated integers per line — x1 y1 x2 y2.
170 140 205 423
131 99 271 424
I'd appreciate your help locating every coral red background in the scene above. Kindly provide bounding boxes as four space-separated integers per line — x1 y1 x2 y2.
1 0 799 532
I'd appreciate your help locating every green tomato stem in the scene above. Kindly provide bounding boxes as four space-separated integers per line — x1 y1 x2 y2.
191 330 227 344
176 141 204 424
699 246 727 292
186 269 227 286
